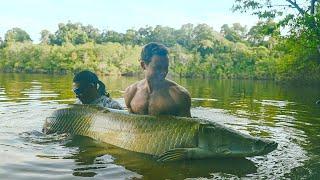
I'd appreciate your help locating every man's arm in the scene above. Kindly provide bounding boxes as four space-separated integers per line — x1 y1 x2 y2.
124 84 137 113
179 88 192 117
109 99 123 110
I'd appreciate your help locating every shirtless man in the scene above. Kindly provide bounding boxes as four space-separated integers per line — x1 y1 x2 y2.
124 42 191 117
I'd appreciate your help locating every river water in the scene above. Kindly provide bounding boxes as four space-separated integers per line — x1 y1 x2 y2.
0 73 319 179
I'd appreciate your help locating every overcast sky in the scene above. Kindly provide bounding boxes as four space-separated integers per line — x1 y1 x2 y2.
0 0 258 42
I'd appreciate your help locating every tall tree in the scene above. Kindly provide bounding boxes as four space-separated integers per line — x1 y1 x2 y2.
192 24 217 57
137 26 153 44
220 23 247 42
50 22 89 45
247 20 279 47
175 23 194 50
0 37 3 48
83 25 100 42
40 30 51 44
150 25 176 47
98 30 123 43
232 0 320 52
4 28 32 43
124 29 139 45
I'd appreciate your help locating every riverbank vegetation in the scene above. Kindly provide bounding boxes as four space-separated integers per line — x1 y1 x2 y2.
0 1 319 83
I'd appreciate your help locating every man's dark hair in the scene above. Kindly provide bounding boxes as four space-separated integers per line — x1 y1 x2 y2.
140 42 169 64
73 70 109 97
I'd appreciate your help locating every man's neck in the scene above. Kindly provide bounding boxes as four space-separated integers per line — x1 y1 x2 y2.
145 79 165 93
88 94 102 104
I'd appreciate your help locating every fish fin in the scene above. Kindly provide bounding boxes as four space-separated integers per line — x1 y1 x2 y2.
157 148 190 162
158 148 215 162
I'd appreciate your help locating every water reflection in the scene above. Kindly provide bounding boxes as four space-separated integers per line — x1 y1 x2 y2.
65 136 257 179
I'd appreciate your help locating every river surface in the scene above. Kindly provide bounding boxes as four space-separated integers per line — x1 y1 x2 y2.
0 73 319 179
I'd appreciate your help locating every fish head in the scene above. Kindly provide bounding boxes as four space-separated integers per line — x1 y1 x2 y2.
42 117 55 134
198 123 278 157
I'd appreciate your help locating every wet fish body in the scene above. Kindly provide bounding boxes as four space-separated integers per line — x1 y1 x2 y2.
43 105 277 161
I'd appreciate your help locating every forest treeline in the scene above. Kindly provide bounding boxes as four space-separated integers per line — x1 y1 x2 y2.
0 1 319 83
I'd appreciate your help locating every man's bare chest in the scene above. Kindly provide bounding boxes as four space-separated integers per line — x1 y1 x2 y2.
130 90 177 115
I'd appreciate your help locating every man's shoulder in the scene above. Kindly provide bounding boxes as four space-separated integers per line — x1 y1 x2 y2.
166 79 190 99
124 80 145 107
166 79 191 117
125 80 144 94
166 79 189 93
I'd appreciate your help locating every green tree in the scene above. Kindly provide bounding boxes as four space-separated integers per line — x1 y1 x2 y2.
98 30 123 44
83 25 100 42
150 25 176 47
123 29 140 45
40 30 51 44
220 23 247 43
50 22 89 45
4 28 32 43
192 24 216 57
137 26 153 44
233 0 320 83
193 24 230 58
0 37 4 48
247 20 279 47
175 23 194 50
232 0 320 51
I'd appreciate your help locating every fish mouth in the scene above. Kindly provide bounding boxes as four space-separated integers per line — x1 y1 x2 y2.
43 117 54 134
254 139 278 156
263 141 278 154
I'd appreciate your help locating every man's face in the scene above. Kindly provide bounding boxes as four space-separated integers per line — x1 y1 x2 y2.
73 82 96 104
143 55 169 82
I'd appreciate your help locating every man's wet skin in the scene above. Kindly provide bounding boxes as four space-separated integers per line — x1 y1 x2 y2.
125 53 191 117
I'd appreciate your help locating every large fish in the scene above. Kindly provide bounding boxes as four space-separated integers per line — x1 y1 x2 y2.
43 105 277 161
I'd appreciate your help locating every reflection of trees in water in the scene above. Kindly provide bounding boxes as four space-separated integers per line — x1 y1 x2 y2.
0 73 74 101
0 73 140 102
65 136 257 179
